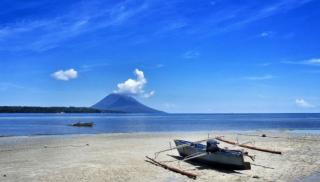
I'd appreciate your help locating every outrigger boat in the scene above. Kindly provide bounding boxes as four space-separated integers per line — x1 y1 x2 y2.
146 136 281 179
174 139 251 170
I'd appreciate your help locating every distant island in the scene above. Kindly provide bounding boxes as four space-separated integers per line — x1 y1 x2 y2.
0 93 164 114
92 93 164 113
0 106 123 113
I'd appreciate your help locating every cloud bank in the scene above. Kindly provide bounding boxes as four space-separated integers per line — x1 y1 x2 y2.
115 69 154 98
52 69 78 81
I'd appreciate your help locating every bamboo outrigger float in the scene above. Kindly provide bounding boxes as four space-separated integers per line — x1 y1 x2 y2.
215 137 282 155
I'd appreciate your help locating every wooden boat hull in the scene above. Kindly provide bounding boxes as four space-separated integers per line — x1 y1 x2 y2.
174 140 250 170
71 122 94 127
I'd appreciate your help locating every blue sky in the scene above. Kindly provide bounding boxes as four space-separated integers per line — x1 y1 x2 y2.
1 0 320 113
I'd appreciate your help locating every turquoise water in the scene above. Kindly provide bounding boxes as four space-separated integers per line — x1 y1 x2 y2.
0 113 320 136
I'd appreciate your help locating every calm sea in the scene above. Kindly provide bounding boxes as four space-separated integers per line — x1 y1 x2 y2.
0 113 320 136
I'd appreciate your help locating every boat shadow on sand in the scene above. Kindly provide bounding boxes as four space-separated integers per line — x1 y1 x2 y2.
166 154 243 174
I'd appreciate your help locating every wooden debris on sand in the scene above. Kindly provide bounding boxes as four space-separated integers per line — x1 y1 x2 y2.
145 156 198 179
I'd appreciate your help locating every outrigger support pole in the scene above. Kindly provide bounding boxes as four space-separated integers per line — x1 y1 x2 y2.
145 156 198 179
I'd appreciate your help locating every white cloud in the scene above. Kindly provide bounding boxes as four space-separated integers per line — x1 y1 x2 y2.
156 64 164 68
163 103 176 109
142 64 164 69
210 1 217 6
0 1 149 52
115 68 154 98
182 50 200 59
282 58 320 66
305 58 320 65
0 83 24 91
258 62 271 67
260 31 272 37
295 98 315 108
80 63 109 72
52 69 78 81
243 75 274 80
143 90 155 98
0 0 312 52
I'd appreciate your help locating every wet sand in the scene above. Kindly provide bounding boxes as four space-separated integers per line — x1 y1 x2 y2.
0 131 320 182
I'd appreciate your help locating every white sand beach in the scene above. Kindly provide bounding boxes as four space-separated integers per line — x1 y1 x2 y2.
0 131 320 182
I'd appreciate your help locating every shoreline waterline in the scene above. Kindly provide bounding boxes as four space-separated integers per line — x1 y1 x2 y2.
1 113 320 137
0 129 320 138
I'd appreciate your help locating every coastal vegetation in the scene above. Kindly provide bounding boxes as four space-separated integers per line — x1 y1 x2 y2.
0 93 163 114
0 106 122 113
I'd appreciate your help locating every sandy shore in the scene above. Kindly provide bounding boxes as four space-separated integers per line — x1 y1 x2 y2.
0 131 320 182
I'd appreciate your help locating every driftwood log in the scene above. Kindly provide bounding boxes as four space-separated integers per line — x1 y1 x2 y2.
215 137 282 155
145 156 197 179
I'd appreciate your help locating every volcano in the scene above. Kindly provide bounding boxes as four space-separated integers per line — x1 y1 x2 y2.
91 93 164 113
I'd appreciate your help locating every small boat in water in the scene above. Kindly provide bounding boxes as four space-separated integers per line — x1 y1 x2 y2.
174 139 251 170
71 122 94 127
